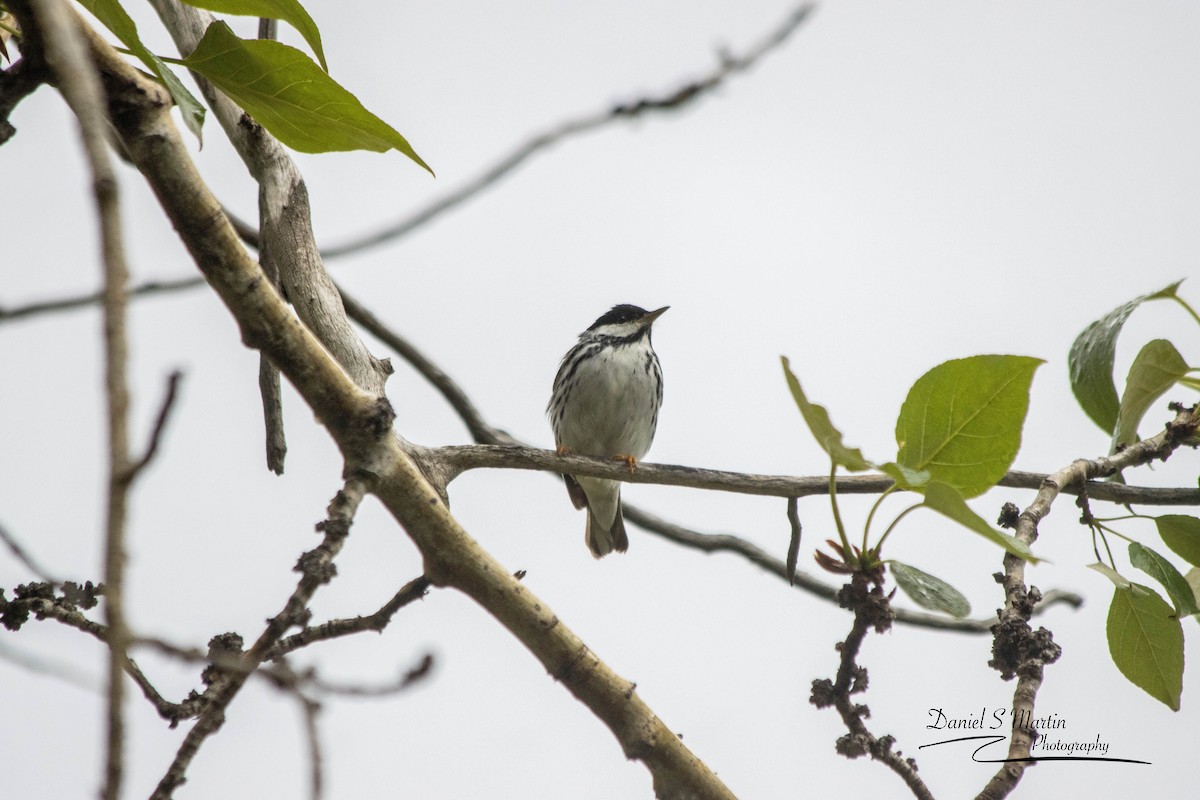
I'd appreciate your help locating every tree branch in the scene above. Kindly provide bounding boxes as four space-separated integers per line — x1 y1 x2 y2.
428 442 1200 506
320 3 817 259
978 403 1200 800
80 30 738 795
266 575 431 660
147 0 392 399
152 477 368 798
14 2 135 796
810 573 933 800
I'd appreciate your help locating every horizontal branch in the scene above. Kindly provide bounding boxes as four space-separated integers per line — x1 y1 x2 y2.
431 444 1200 505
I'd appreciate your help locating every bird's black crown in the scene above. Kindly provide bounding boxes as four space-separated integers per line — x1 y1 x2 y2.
589 304 650 330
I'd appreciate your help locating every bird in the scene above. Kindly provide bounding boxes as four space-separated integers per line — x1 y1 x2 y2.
548 304 667 557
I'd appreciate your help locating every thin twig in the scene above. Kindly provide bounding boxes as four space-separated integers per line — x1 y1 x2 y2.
320 4 817 259
11 596 198 725
309 653 435 697
786 497 802 584
128 370 185 477
258 236 287 474
0 276 204 322
267 575 431 660
0 521 59 583
810 573 934 800
20 2 134 797
151 477 369 799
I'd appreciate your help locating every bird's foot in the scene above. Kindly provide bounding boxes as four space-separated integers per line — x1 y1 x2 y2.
614 454 638 474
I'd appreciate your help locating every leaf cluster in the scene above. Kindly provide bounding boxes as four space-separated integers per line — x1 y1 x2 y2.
782 353 1043 619
78 0 431 169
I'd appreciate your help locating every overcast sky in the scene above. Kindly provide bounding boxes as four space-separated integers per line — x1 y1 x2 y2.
3 1 1200 797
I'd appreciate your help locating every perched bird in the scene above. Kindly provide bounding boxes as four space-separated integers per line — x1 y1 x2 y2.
549 304 667 557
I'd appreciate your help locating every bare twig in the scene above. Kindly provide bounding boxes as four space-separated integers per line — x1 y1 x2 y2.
0 276 204 322
258 237 288 474
299 691 323 800
268 575 431 660
16 2 134 797
152 477 369 799
7 594 198 725
0 520 59 583
309 652 435 697
322 4 817 259
128 370 185 477
978 404 1200 800
810 573 934 800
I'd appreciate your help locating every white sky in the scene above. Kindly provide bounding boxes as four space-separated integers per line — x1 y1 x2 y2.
3 1 1200 797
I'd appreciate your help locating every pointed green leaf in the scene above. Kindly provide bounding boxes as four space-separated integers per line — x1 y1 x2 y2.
180 0 328 71
1112 339 1189 451
1088 561 1133 590
888 560 971 618
1157 515 1200 569
921 481 1038 562
895 355 1043 497
182 22 432 170
77 0 206 140
1069 281 1183 433
781 356 872 472
1107 583 1184 710
1129 542 1200 616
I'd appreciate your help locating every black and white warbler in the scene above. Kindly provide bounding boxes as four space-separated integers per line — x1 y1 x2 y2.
548 304 667 557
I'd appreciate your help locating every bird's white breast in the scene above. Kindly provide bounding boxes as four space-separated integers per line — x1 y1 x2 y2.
555 338 660 460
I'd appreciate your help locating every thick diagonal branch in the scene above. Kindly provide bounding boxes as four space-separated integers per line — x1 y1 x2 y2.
81 20 735 800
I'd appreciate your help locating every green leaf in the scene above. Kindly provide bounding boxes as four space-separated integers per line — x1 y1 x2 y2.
1111 339 1189 451
181 22 432 170
1186 568 1200 622
1129 542 1200 616
895 355 1043 498
180 0 327 71
921 481 1039 562
1068 281 1183 433
77 0 206 140
888 560 971 618
1155 515 1200 569
1088 561 1133 590
1107 583 1184 710
780 357 872 472
878 462 931 491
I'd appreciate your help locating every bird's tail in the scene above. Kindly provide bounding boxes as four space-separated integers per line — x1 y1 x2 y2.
586 495 628 558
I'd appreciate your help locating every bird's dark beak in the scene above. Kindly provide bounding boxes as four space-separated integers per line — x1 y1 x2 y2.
642 306 669 326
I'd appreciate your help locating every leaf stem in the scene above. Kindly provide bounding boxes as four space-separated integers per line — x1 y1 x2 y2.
1171 294 1200 328
862 484 897 553
828 462 853 559
875 502 924 552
